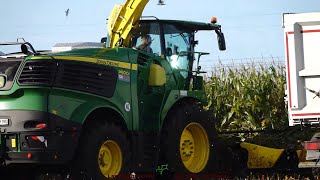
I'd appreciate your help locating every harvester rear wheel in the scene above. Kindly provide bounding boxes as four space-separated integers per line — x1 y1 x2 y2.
158 101 217 178
73 121 131 180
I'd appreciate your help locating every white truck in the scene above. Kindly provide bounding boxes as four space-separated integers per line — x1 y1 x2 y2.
283 12 320 169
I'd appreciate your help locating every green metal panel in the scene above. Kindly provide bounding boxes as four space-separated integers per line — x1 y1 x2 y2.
0 86 48 112
0 45 208 133
127 51 140 131
2 48 135 131
159 90 207 127
45 48 134 130
48 88 128 128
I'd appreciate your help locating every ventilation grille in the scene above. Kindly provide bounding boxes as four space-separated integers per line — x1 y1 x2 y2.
137 53 150 66
55 61 118 97
18 60 118 98
18 60 56 86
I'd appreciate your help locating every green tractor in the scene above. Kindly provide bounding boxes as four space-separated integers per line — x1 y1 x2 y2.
0 0 230 179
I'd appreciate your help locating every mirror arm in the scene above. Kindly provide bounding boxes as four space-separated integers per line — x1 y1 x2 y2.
215 29 222 37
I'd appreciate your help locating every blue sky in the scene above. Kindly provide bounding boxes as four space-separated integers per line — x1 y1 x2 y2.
1 0 320 68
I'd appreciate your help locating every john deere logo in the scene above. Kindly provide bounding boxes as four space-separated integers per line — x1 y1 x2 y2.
0 75 6 88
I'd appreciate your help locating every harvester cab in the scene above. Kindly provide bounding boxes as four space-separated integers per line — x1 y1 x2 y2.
128 18 226 91
105 0 226 90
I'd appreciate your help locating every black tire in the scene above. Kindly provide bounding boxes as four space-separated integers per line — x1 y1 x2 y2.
73 121 131 180
312 168 320 180
157 101 218 179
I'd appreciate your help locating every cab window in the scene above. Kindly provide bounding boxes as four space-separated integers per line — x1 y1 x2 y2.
131 22 161 56
163 24 192 78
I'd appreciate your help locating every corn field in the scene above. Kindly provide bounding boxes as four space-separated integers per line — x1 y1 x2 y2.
204 61 288 131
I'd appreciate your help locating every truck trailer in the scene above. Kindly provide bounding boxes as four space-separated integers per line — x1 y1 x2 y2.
283 12 320 173
227 12 320 179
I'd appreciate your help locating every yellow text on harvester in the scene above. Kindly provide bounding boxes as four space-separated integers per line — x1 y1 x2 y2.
30 56 137 71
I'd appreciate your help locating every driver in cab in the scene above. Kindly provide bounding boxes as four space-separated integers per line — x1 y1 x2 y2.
136 35 153 54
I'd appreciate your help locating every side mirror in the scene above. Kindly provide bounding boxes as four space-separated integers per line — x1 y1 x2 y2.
21 42 38 55
21 44 29 55
218 32 226 51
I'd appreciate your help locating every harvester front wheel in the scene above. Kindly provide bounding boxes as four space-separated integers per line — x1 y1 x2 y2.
74 122 130 180
158 102 216 177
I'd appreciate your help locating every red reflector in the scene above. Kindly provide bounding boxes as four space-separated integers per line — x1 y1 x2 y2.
27 153 32 159
305 141 320 150
35 123 47 129
31 136 39 141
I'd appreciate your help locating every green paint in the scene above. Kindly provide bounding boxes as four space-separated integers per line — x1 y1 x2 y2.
17 134 20 152
156 164 169 176
0 19 224 135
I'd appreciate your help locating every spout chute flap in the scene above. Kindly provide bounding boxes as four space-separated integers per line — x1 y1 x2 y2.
108 0 149 48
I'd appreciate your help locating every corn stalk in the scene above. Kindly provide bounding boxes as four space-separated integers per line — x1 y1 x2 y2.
205 61 288 131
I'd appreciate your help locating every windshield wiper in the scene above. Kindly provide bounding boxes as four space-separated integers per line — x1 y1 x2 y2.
180 33 189 45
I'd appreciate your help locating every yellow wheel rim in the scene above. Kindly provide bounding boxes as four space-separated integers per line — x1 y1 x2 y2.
180 122 210 173
98 140 122 178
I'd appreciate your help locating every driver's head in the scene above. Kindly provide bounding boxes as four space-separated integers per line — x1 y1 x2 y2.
141 35 151 45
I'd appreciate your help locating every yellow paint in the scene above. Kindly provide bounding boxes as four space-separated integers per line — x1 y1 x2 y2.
118 70 130 76
11 139 16 148
240 142 284 169
131 64 138 71
30 56 138 71
148 64 166 86
98 140 122 178
180 123 209 173
108 0 149 48
30 56 53 60
296 149 307 162
0 76 5 88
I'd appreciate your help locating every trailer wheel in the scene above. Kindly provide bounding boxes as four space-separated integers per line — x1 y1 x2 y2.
158 102 217 177
73 122 130 180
